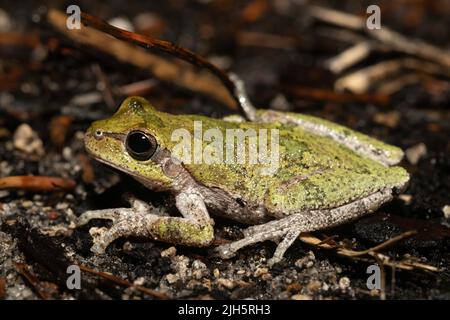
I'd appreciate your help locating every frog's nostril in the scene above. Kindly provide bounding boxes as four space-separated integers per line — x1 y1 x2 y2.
94 129 104 140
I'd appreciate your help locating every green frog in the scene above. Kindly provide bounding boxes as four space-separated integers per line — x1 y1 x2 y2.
78 96 409 265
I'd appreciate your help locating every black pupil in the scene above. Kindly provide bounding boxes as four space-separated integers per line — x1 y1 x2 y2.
128 132 152 154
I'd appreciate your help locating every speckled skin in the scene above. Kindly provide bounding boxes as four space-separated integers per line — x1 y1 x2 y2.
78 97 409 265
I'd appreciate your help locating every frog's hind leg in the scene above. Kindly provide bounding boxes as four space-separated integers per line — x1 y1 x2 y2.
215 188 393 266
256 110 404 166
77 192 214 254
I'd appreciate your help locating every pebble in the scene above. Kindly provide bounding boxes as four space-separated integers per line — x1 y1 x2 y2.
217 278 235 290
0 191 9 199
291 294 312 300
213 268 220 278
166 273 179 284
192 260 208 279
133 12 165 35
108 16 134 32
306 280 322 292
405 143 427 165
133 277 145 286
271 94 290 111
442 205 450 220
21 200 33 209
254 267 269 277
13 124 44 156
339 277 350 290
0 9 12 32
160 246 177 257
294 251 315 269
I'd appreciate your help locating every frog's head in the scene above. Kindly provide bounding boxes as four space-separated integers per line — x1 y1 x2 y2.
85 96 175 190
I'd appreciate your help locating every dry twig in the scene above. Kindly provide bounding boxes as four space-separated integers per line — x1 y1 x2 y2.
299 231 440 273
78 264 169 299
0 176 76 192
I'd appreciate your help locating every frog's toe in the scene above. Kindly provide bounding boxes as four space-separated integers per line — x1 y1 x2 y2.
77 209 124 226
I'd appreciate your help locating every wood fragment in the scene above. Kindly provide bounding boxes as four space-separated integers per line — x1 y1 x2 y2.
340 230 417 257
0 32 40 48
119 79 157 96
14 263 59 300
0 277 6 299
325 41 375 73
78 264 169 299
78 154 95 184
310 5 450 69
286 85 389 105
236 31 299 49
91 64 116 110
335 58 448 93
46 9 237 111
49 115 73 148
0 176 76 192
298 231 440 273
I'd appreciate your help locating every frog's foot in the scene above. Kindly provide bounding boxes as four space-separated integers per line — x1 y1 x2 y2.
78 192 215 254
216 189 393 266
215 222 300 266
77 198 160 254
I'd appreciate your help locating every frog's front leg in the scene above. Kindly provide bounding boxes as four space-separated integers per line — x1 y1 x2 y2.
77 192 214 254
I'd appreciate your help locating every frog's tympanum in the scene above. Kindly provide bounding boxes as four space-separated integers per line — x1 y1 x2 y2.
78 96 409 265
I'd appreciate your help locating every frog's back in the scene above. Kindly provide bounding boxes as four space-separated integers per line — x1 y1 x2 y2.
184 119 409 215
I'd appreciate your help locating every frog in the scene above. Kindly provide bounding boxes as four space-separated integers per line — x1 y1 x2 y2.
77 95 409 266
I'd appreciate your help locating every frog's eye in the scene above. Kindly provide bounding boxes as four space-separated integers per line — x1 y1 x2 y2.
125 131 157 161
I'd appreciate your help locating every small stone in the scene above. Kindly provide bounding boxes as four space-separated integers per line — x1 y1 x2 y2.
254 267 269 277
237 269 246 275
405 143 427 165
47 211 59 220
305 261 314 268
217 278 235 290
166 273 179 284
0 9 12 32
291 294 312 300
62 147 72 160
339 277 350 290
0 190 9 199
108 16 134 32
161 246 177 257
122 241 134 251
399 194 413 205
133 277 145 286
295 257 308 269
261 273 272 281
442 205 450 219
21 200 33 209
213 268 220 278
133 12 165 35
56 202 69 210
306 280 322 292
192 260 208 279
13 124 44 156
271 94 290 111
373 111 400 128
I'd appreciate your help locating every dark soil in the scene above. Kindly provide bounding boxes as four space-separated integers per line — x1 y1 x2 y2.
0 0 449 300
